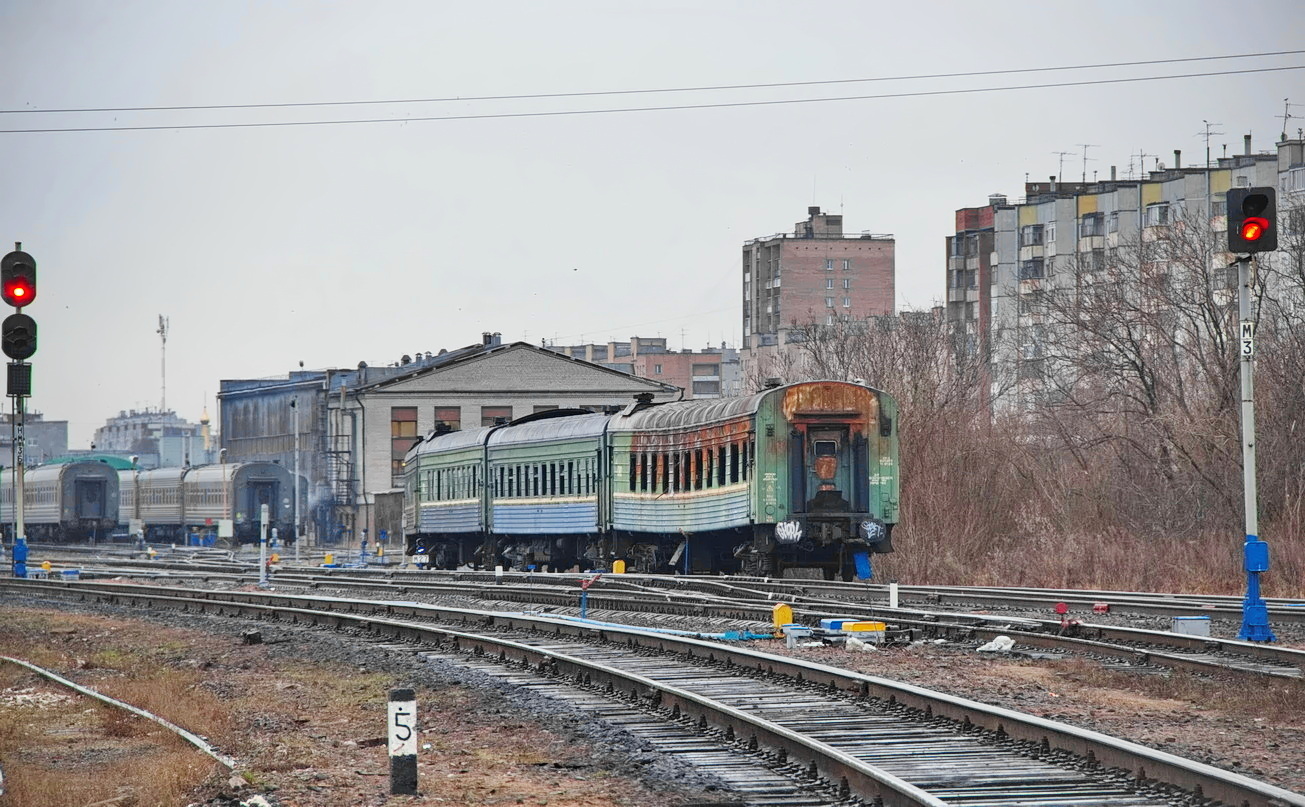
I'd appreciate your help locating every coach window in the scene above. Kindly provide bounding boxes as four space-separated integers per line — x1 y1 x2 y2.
390 407 419 488
433 406 461 432
694 450 704 490
550 463 558 496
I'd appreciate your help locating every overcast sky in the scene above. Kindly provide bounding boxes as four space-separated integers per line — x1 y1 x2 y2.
2 1 1302 448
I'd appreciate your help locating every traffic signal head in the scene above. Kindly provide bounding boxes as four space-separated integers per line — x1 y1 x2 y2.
0 250 37 308
1227 187 1278 254
2 312 36 360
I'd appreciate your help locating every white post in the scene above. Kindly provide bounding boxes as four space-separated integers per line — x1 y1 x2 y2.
889 582 899 610
259 503 269 587
292 398 301 565
388 688 418 794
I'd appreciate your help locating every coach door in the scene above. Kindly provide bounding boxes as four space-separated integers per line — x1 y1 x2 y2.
806 426 853 512
246 481 279 525
75 479 107 520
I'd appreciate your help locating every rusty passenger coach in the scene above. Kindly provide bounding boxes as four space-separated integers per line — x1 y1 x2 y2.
404 381 899 579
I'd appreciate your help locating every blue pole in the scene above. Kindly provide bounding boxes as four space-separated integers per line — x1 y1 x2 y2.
1239 536 1275 642
13 535 28 579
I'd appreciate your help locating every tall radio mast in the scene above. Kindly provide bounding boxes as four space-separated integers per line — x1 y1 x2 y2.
157 315 169 412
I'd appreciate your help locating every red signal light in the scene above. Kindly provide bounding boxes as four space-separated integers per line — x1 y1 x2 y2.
2 279 34 308
1240 216 1269 242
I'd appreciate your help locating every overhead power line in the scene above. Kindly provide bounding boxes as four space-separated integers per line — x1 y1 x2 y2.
2 49 1301 116
2 63 1302 134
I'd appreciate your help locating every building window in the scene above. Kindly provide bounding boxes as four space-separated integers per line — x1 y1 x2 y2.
691 363 719 377
842 258 851 271
433 406 460 432
825 313 835 325
842 278 851 290
1079 212 1104 238
1019 224 1044 246
1046 222 1056 244
390 407 418 486
826 278 834 289
654 364 662 374
481 405 512 426
842 297 851 308
1107 210 1120 233
1019 259 1045 279
1145 203 1169 227
825 258 834 271
825 297 835 308
692 380 721 396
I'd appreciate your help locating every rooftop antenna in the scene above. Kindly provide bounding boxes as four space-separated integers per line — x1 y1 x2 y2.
1196 120 1223 211
1051 151 1074 183
1196 120 1223 168
1075 144 1099 183
1133 149 1157 179
1279 98 1294 141
157 315 169 412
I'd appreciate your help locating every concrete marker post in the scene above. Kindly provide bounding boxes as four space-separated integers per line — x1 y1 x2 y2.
258 504 269 588
388 687 418 795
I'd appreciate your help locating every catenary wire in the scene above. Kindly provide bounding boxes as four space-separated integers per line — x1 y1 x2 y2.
1 49 1301 116
2 64 1302 134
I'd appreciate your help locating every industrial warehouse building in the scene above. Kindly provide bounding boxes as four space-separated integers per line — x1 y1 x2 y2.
218 333 679 547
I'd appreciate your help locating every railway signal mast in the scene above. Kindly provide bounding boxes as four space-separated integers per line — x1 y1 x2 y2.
1225 187 1278 643
2 243 38 550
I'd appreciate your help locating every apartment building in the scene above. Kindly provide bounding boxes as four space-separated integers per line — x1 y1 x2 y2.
949 133 1304 407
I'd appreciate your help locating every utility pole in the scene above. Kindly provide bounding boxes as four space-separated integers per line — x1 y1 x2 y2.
291 396 301 563
157 315 169 412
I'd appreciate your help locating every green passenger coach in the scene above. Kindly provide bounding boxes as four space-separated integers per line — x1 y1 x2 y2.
403 380 899 580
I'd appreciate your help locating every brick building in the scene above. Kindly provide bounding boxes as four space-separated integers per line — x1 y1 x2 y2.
545 336 741 398
741 206 895 385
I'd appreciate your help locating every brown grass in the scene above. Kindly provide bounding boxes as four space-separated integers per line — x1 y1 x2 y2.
1053 657 1305 719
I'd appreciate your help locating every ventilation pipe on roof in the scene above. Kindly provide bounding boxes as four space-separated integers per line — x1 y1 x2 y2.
1174 150 1182 170
1244 134 1252 156
1110 165 1117 181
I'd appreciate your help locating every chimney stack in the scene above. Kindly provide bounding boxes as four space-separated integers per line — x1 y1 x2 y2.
1244 134 1252 156
1173 150 1181 170
1049 175 1056 192
1110 165 1117 181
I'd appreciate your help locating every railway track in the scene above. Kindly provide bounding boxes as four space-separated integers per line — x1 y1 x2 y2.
29 552 1305 681
7 577 1305 806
